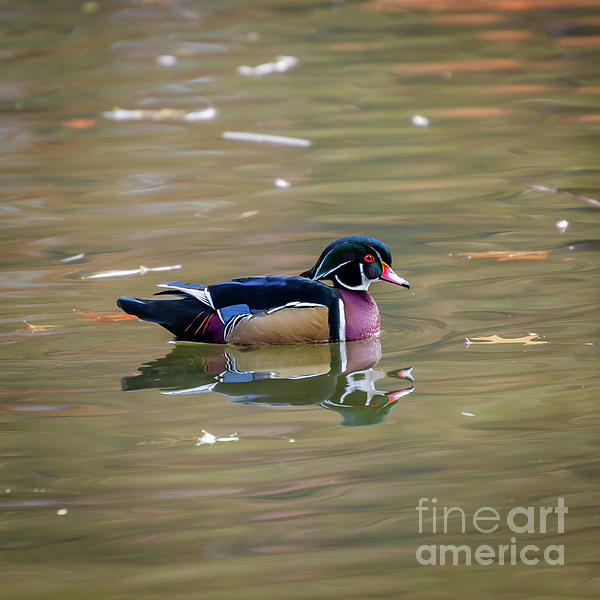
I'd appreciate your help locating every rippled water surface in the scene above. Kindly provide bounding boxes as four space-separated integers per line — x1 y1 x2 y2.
1 1 599 598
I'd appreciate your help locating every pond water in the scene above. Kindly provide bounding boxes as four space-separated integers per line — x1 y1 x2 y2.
1 0 599 598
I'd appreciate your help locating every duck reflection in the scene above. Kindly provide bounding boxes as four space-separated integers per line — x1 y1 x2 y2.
122 337 414 426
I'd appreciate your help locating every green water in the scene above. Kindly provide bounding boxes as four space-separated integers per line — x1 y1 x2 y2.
1 1 599 598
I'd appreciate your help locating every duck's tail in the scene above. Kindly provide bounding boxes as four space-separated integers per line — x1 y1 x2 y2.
117 295 218 341
117 296 164 323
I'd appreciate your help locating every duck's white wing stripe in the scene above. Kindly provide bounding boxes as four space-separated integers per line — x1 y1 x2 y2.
338 298 346 341
156 283 213 308
265 301 324 315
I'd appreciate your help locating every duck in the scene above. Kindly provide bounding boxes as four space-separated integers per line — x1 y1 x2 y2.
116 235 409 344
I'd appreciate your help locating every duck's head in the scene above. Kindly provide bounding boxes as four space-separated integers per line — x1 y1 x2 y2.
301 235 410 292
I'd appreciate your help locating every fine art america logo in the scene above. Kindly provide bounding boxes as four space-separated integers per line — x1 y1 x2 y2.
415 497 567 566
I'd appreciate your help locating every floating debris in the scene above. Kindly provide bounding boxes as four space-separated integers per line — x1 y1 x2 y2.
461 411 476 417
61 252 85 263
238 55 298 77
56 508 68 516
556 219 569 233
411 115 429 127
465 333 547 346
239 210 259 219
196 430 239 446
103 107 216 123
275 178 290 188
156 54 178 67
83 264 181 279
222 131 311 147
22 321 60 333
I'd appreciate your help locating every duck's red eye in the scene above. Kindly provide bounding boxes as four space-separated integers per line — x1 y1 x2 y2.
364 254 375 263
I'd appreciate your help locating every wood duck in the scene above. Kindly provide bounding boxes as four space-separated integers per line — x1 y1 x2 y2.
117 235 409 344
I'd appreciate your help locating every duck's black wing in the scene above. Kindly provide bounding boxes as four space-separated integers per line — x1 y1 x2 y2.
160 276 344 342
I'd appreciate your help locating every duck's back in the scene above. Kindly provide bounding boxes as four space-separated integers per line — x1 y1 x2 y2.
118 275 345 344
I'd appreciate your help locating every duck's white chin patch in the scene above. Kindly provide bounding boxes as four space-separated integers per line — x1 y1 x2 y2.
334 264 372 291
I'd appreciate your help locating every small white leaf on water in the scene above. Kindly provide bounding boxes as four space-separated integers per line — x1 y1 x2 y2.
238 55 299 77
57 508 68 516
222 131 311 147
275 178 290 188
83 264 181 279
183 107 217 122
530 184 557 193
411 115 429 127
103 107 215 122
61 252 85 263
556 219 569 233
156 54 178 67
461 412 476 417
196 429 239 446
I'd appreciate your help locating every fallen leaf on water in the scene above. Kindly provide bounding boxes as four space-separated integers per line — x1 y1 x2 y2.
75 310 139 322
458 250 551 261
62 118 96 129
466 333 547 346
239 210 259 219
22 321 61 333
196 430 239 446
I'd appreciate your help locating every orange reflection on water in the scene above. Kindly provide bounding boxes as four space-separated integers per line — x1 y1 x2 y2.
392 58 520 74
482 84 557 94
478 29 534 41
435 107 509 117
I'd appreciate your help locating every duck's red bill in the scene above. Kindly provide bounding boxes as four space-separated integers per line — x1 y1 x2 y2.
380 262 410 288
